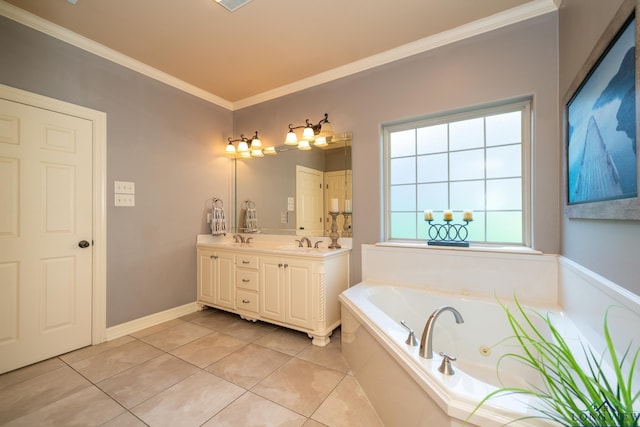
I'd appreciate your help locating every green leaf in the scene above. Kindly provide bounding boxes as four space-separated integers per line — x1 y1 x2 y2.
468 297 639 426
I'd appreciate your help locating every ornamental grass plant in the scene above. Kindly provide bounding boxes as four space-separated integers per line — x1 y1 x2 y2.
470 298 639 426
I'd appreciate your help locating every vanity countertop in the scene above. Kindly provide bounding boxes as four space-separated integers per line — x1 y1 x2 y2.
196 234 351 258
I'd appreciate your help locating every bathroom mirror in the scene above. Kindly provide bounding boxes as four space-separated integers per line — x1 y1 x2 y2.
233 132 352 236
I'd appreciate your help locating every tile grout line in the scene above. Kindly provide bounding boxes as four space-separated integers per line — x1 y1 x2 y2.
2 309 354 427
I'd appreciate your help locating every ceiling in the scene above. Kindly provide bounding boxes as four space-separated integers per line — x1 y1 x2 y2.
2 0 558 109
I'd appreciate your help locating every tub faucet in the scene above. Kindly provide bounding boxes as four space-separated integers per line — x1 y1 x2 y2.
300 237 312 247
419 306 464 359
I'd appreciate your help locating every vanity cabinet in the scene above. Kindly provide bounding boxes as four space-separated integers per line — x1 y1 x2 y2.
196 249 235 310
196 238 350 346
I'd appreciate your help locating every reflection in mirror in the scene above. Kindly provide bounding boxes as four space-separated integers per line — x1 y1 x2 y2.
234 132 352 237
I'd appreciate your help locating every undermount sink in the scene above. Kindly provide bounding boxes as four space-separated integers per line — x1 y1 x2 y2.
275 245 319 252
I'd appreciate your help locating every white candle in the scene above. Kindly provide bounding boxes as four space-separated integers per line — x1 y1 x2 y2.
331 198 339 212
443 210 453 221
344 199 352 213
463 210 474 221
424 210 433 221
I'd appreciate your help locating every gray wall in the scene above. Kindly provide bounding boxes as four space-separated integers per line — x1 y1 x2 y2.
5 7 600 326
234 13 560 283
235 147 325 233
0 16 233 327
559 0 640 296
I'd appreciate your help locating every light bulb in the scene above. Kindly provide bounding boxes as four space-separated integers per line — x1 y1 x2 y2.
285 131 298 145
237 140 249 152
298 140 312 150
302 126 315 141
319 121 333 136
250 137 261 149
314 136 327 147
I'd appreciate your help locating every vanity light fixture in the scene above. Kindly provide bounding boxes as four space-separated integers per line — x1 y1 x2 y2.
284 113 334 149
226 131 270 158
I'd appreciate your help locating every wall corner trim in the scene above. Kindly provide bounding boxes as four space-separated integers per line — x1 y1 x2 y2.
232 0 559 109
0 0 233 110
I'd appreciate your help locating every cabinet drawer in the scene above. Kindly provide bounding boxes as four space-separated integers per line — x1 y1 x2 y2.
236 269 259 291
236 254 258 269
236 290 258 313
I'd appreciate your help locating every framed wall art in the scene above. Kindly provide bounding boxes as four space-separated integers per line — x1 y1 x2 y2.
563 0 639 220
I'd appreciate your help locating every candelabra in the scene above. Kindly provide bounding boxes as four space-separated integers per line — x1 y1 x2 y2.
341 212 352 237
425 211 473 247
328 212 341 249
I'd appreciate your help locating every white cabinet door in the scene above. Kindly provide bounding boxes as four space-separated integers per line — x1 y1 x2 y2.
260 256 313 328
197 249 216 305
0 98 93 374
197 249 235 309
260 256 285 322
215 252 235 309
284 259 313 329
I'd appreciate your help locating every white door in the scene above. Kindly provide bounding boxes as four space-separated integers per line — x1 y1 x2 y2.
0 98 93 374
296 165 324 236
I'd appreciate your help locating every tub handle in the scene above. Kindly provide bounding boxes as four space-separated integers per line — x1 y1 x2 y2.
438 352 457 376
400 320 419 346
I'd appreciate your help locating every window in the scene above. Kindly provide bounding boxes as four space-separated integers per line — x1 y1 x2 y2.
383 99 531 246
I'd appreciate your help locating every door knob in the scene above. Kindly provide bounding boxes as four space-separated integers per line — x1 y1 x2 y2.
78 240 90 248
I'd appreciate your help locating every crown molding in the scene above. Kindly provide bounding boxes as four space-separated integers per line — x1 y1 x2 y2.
2 0 557 112
232 0 558 110
0 0 233 110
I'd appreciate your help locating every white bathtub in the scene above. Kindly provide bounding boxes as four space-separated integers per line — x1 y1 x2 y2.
340 244 640 426
339 282 582 426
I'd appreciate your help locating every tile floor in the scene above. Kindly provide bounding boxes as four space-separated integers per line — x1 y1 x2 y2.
0 308 384 427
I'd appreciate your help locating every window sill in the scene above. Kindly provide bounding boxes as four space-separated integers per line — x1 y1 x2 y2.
376 241 543 255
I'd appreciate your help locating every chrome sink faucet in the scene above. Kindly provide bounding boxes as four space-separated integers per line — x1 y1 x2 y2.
419 306 464 359
300 236 312 247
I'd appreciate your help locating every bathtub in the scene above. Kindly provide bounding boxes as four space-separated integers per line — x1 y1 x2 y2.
339 282 582 427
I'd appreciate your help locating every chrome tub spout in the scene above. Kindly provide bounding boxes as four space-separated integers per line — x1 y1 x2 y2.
419 306 464 359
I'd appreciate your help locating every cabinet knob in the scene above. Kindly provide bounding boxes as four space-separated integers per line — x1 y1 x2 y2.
242 299 250 304
242 278 250 282
210 255 218 259
242 260 250 264
284 263 289 268
278 263 283 267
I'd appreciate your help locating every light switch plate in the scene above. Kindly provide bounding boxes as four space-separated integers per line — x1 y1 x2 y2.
114 181 135 194
115 194 135 207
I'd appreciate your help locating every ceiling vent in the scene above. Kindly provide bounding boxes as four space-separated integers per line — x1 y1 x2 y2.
214 0 253 12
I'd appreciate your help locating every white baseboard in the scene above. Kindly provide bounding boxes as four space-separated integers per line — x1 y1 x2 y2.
105 302 199 341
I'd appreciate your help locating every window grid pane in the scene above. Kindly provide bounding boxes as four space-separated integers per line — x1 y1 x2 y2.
385 100 529 246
